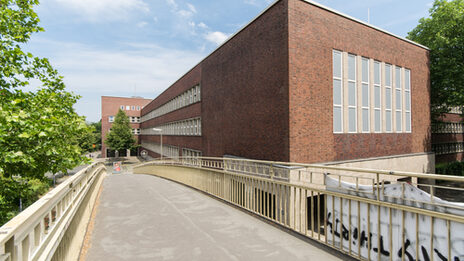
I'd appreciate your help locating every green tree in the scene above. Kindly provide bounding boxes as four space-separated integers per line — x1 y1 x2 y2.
0 0 91 180
407 0 464 118
105 109 136 156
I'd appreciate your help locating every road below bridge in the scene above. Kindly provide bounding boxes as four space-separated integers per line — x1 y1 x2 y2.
83 172 343 261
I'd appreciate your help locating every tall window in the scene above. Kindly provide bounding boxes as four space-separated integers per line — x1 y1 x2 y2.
395 67 402 132
109 116 114 122
405 69 411 132
373 61 381 132
333 50 343 133
361 58 369 132
385 64 392 132
348 54 357 133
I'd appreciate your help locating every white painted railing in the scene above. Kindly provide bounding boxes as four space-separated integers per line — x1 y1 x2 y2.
0 162 106 261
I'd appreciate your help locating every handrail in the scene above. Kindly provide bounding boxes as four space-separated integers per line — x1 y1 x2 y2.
135 157 464 261
0 162 106 261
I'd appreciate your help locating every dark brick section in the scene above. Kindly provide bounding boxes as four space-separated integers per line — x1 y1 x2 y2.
201 0 289 161
287 0 430 163
140 0 431 164
432 112 464 163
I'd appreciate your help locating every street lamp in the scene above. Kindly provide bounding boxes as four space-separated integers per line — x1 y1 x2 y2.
152 128 163 160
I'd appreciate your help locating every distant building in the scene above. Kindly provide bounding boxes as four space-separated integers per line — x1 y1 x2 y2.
101 96 151 158
432 107 464 163
139 0 434 173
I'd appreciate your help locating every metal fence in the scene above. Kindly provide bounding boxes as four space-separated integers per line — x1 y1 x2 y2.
135 157 464 261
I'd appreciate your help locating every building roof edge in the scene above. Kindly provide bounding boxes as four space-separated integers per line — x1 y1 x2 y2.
301 0 429 50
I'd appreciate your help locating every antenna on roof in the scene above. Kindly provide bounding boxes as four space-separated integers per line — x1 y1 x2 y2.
367 8 370 24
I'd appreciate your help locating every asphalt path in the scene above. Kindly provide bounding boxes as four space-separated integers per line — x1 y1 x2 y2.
84 173 343 261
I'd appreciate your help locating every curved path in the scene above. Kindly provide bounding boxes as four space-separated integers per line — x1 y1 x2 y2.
84 173 343 261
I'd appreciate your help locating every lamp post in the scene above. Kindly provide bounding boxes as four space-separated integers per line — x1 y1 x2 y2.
152 128 163 160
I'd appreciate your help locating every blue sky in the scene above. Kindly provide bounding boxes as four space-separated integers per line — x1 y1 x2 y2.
27 0 433 122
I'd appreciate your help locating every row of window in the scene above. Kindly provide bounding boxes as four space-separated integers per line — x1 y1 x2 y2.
432 142 464 155
432 122 464 134
108 116 141 123
333 50 411 134
120 105 142 111
141 117 201 136
141 84 201 123
141 141 180 159
182 148 202 158
131 128 141 135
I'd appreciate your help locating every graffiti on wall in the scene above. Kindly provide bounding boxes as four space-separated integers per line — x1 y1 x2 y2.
325 176 464 261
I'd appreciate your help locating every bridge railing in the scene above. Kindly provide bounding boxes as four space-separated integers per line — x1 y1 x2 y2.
0 162 106 261
135 157 464 261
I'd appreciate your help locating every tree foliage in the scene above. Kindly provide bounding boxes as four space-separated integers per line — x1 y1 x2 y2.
105 109 136 153
0 0 91 179
407 0 464 118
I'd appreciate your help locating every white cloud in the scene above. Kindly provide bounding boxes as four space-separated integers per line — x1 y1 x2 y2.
244 0 273 7
198 22 208 29
51 0 149 22
187 3 197 13
29 39 204 121
137 21 148 27
204 31 229 45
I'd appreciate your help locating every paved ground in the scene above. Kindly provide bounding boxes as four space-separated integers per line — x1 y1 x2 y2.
84 173 343 261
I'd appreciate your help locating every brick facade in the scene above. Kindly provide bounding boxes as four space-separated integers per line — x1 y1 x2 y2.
139 0 432 165
101 96 151 157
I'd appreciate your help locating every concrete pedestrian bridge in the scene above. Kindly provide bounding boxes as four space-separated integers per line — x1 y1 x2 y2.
1 158 463 261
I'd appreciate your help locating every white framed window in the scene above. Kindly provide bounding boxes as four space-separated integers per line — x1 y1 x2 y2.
395 67 402 132
137 106 140 111
333 50 343 133
109 116 114 122
361 57 369 133
348 54 357 133
131 106 135 110
120 105 124 110
405 69 411 132
126 105 130 110
385 64 392 132
373 61 382 132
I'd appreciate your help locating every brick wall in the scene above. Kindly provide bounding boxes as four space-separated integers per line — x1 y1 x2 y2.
101 96 151 157
288 0 431 163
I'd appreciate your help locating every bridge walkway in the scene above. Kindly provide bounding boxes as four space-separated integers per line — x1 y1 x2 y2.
83 173 343 261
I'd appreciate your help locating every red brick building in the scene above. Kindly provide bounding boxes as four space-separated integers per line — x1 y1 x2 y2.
101 96 151 158
432 108 464 163
140 0 434 173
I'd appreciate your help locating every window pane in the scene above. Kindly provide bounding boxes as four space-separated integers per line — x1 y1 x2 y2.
405 70 410 90
375 110 381 132
374 62 380 84
348 82 356 106
348 55 356 80
385 65 391 86
333 51 342 78
395 67 401 89
333 107 342 132
386 111 392 131
362 58 369 82
386 88 392 109
405 92 410 110
362 109 369 132
362 83 369 107
333 79 342 105
374 86 381 108
396 89 402 110
396 111 402 131
405 112 411 131
349 107 356 132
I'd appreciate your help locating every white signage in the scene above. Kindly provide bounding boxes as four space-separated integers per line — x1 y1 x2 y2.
325 175 464 261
